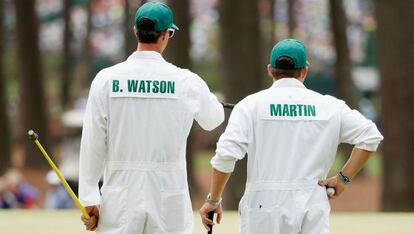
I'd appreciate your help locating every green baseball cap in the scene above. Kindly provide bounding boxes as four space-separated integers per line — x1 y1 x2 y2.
134 2 179 32
270 39 309 69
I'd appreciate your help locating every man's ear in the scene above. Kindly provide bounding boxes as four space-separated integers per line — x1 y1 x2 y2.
133 26 138 38
161 30 169 41
267 64 274 78
300 67 309 82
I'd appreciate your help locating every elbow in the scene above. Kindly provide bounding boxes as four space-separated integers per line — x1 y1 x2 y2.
202 119 222 131
210 154 237 173
354 126 384 152
201 109 225 131
355 138 383 152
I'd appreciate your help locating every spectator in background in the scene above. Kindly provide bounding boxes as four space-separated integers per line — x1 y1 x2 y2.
60 109 85 196
44 170 73 209
0 169 39 209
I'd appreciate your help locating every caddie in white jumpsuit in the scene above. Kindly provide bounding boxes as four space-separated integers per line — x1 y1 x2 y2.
79 2 224 233
199 39 383 234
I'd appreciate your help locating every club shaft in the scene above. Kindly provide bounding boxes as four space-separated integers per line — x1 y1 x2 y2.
34 139 90 219
207 211 214 234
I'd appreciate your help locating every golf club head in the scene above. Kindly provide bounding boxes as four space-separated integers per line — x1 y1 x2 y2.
28 130 39 140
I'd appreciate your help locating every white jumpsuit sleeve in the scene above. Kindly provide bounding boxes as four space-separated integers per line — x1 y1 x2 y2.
192 75 224 131
211 102 252 173
339 103 383 152
79 74 108 206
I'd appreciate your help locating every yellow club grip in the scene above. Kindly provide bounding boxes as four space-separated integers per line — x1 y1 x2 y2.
33 139 90 219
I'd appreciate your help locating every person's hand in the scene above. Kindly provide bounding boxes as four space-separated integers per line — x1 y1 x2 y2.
318 175 345 200
81 205 100 231
199 202 222 231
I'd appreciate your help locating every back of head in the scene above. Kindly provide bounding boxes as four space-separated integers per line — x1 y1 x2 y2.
269 39 309 79
271 56 302 79
135 19 163 43
134 2 179 44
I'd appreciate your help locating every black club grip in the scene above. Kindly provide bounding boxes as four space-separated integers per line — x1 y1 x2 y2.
221 102 235 109
207 211 214 234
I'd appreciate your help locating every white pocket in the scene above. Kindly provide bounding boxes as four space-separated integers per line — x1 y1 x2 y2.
161 190 187 232
246 206 278 234
99 186 128 230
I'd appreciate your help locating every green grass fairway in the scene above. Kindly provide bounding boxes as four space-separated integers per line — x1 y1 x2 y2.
0 210 412 234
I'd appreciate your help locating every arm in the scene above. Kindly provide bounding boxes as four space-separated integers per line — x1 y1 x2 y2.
342 148 373 180
199 169 231 231
210 168 231 200
199 102 251 231
78 76 108 230
319 147 373 199
192 75 225 131
319 103 383 199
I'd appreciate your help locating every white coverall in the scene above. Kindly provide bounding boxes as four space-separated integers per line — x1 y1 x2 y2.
79 51 224 234
211 78 383 234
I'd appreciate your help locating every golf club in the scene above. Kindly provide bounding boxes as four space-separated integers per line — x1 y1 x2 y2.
207 211 214 234
221 102 235 109
28 130 90 219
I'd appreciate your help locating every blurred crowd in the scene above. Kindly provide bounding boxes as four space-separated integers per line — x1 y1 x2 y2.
0 169 39 209
0 101 85 210
2 0 376 67
0 168 75 210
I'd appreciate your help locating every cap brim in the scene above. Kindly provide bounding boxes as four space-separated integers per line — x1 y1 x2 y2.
171 24 179 31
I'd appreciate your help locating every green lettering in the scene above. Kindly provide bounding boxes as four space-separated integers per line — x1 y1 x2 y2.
152 80 159 93
138 80 146 93
304 105 308 116
270 104 283 116
308 105 316 116
146 80 152 92
167 81 175 94
160 81 167 93
112 80 120 92
282 104 290 116
290 105 297 117
127 80 139 92
297 104 303 116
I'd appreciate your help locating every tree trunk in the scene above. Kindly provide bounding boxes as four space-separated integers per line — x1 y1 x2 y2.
329 0 358 159
83 0 93 86
165 0 191 68
165 0 199 196
266 0 276 86
219 0 262 209
269 0 276 43
61 0 73 108
15 0 51 168
377 0 414 211
124 0 136 58
0 0 11 174
329 0 358 109
287 0 296 37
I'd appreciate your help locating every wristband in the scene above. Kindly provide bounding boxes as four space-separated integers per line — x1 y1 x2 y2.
205 193 222 206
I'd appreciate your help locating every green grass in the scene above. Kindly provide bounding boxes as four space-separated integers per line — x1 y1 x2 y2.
0 210 412 234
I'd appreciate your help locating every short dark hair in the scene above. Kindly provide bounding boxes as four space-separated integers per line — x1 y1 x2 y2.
135 19 163 43
271 57 302 79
